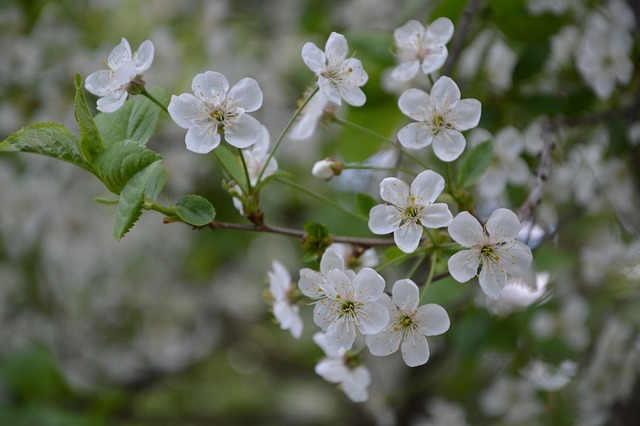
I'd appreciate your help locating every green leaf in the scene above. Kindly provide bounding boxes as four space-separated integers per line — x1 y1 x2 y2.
74 73 103 161
512 40 551 84
254 170 291 192
301 221 332 262
355 193 377 216
458 140 494 188
93 139 162 194
489 0 567 42
145 164 167 201
212 146 249 194
94 87 166 146
175 195 216 226
0 122 94 173
94 195 120 205
113 161 161 240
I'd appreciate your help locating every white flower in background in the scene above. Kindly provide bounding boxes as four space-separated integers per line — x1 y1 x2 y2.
397 76 481 161
290 91 333 140
480 376 543 423
526 0 567 15
267 261 303 338
447 209 533 299
312 158 344 180
302 32 368 106
530 294 590 350
416 398 469 426
313 332 371 403
391 18 454 81
366 279 450 367
457 30 517 91
85 37 154 112
369 170 453 253
484 271 549 317
521 359 576 391
168 71 263 154
313 268 389 350
327 243 379 271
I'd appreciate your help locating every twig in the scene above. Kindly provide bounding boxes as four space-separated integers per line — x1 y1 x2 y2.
443 0 484 76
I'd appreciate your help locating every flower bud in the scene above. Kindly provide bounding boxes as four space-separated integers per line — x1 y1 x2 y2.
312 158 344 181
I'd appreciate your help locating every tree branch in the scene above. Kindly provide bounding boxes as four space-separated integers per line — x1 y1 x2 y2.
443 0 484 76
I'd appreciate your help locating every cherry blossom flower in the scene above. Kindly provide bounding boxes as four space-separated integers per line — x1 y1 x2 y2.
313 332 371 403
447 209 533 299
366 279 450 367
299 248 348 301
302 32 368 106
267 261 303 338
391 18 454 81
369 170 453 253
290 91 333 140
397 76 481 161
168 71 263 154
85 38 154 112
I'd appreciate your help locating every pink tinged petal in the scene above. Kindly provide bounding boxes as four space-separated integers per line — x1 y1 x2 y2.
96 91 128 112
352 268 386 302
448 211 484 247
392 279 420 312
449 99 482 131
420 46 448 74
365 326 401 356
358 301 390 335
411 170 445 204
313 300 333 331
419 203 453 229
448 249 480 283
325 317 357 350
427 17 454 44
224 114 262 148
499 241 533 276
320 249 346 275
301 42 327 74
268 261 291 300
325 32 349 61
479 260 507 299
185 125 220 154
227 78 263 112
398 88 431 120
85 70 116 96
401 332 429 367
432 128 466 162
391 60 420 81
342 367 371 403
369 204 401 235
318 76 342 105
134 40 154 72
324 269 353 300
168 93 205 129
486 208 521 242
191 71 229 104
416 304 450 335
379 177 410 206
394 221 423 253
398 122 435 149
339 86 366 107
108 38 132 70
431 76 460 109
298 268 324 298
394 20 424 46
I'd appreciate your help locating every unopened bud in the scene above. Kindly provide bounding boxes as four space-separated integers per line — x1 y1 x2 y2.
312 158 344 180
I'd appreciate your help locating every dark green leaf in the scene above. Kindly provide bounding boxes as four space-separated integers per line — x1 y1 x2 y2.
212 146 248 194
490 0 567 42
355 193 377 216
145 164 167 201
74 73 103 161
512 40 551 84
113 161 161 240
458 141 494 188
301 221 332 261
175 195 216 226
93 140 162 194
0 122 94 173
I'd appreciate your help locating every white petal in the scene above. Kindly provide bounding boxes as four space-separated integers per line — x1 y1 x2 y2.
448 250 479 283
185 124 220 154
302 42 326 74
339 86 366 107
411 170 445 204
341 367 371 403
432 129 466 162
227 78 263 112
495 126 524 160
369 204 401 235
325 317 357 350
416 304 450 335
479 260 507 299
398 122 434 149
428 17 454 44
96 91 128 113
401 332 429 367
318 76 342 105
366 326 401 356
419 203 453 229
191 71 229 104
313 300 333 331
112 60 138 86
268 261 291 300
108 38 132 70
325 32 349 61
448 211 484 246
324 269 353 300
274 302 303 338
391 61 420 81
320 248 346 274
85 70 116 96
449 99 482 131
398 88 431 120
391 279 420 312
430 76 460 110
352 268 386 302
134 40 154 72
486 208 521 241
168 93 205 129
315 358 346 382
500 241 533 276
394 221 423 253
394 20 424 46
224 114 262 148
312 331 342 358
420 46 448 74
358 301 390 335
298 268 325 298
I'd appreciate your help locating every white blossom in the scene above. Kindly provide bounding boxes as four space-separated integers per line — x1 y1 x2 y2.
369 170 453 253
290 91 333 140
85 37 154 112
447 209 533 299
168 71 263 154
312 158 343 180
267 261 303 338
397 76 481 161
366 279 449 367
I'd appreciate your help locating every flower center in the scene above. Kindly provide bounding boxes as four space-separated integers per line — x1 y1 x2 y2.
209 108 225 123
399 314 415 328
340 300 357 317
480 244 500 261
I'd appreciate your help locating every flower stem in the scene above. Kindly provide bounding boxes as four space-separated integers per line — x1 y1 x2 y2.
144 199 176 216
141 89 169 113
276 177 368 222
332 116 430 169
406 250 429 279
238 147 253 193
420 253 438 303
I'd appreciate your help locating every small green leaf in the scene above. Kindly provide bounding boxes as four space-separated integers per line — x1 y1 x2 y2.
113 161 161 240
212 146 249 194
301 221 332 261
74 73 103 161
458 141 494 188
145 164 167 201
94 87 166 146
94 195 120 205
355 193 377 216
93 140 162 194
175 195 216 226
0 122 94 173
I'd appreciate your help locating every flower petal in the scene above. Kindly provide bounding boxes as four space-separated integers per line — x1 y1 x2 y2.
430 76 460 111
379 177 410 206
341 367 371 403
420 46 448 74
325 32 349 61
85 70 115 97
320 248 346 275
500 241 533 276
185 124 220 154
448 211 484 246
427 17 454 44
400 332 429 367
315 358 346 382
325 317 357 350
419 203 453 229
398 88 431 120
398 122 434 149
268 261 291 300
432 129 466 162
394 221 423 253
339 85 366 107
448 249 479 283
134 40 154 72
191 71 229 104
352 268 386 302
96 91 128 113
313 300 333 331
449 99 482 131
416 304 450 335
224 114 262 148
302 42 326 75
358 301 390 335
108 38 132 70
298 268 325 298
479 260 507 299
391 279 420 312
486 208 521 242
411 170 445 204
366 326 401 356
324 269 353 300
394 20 424 46
168 93 204 129
391 60 420 81
227 78 263 112
369 204 401 235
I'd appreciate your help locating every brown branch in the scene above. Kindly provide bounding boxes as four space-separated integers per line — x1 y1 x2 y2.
443 0 484 76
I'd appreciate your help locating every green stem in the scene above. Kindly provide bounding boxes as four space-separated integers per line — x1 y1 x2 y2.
344 164 416 176
406 250 429 279
420 253 438 303
257 86 319 183
333 116 430 169
238 147 253 193
144 199 176 216
141 89 169 113
277 177 368 222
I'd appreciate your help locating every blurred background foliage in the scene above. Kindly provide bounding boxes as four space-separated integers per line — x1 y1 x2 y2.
0 0 639 425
